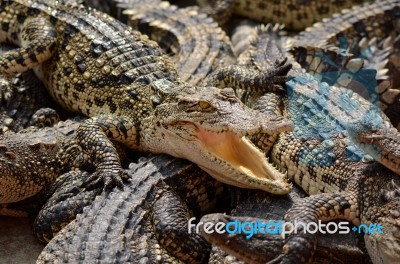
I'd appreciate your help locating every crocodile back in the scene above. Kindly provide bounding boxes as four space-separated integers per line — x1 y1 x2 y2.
0 0 180 120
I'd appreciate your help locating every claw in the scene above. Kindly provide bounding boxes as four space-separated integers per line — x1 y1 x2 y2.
84 171 103 190
85 167 127 190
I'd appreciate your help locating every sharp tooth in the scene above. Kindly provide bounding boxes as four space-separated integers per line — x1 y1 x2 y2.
346 58 364 72
382 36 392 49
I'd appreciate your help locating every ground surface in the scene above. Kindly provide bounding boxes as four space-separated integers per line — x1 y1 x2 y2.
0 217 45 264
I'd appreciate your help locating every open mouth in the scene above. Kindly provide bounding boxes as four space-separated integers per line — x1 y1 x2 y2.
195 126 290 194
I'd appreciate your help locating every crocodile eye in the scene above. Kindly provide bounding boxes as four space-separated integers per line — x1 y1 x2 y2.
198 101 211 109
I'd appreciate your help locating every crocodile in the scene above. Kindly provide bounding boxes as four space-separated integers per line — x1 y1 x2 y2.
0 0 293 193
205 185 372 264
195 0 372 30
0 0 233 215
199 21 400 264
36 154 225 264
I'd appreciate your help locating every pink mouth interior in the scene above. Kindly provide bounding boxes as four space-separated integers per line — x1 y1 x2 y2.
195 126 280 181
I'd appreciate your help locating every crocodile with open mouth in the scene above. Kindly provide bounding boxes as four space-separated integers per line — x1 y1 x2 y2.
0 0 293 193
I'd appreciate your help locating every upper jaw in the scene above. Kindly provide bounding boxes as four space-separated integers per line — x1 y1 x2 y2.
219 109 293 137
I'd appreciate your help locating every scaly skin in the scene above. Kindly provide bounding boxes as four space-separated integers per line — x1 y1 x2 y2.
36 155 225 264
291 0 400 128
202 93 400 264
113 0 237 85
0 116 132 217
349 126 400 177
293 0 400 50
0 119 80 216
0 0 293 193
0 43 62 133
228 1 400 129
201 21 400 264
205 186 372 264
197 0 371 30
267 134 400 264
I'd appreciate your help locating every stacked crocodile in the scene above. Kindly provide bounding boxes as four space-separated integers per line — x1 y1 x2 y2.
0 0 290 263
0 0 400 264
0 0 295 192
199 2 400 263
36 154 225 263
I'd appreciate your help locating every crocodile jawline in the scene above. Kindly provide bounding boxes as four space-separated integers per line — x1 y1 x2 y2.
195 126 283 186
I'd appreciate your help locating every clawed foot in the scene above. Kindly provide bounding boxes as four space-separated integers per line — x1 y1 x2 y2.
263 58 292 93
271 58 292 82
85 166 129 190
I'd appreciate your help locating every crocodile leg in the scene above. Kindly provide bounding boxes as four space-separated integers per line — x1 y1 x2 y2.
0 42 63 132
33 139 131 242
69 115 136 188
33 170 101 242
0 17 57 75
153 190 210 264
201 191 360 264
276 192 359 264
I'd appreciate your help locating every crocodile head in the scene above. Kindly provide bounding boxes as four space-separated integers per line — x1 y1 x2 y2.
364 199 400 264
346 118 398 175
147 84 292 194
